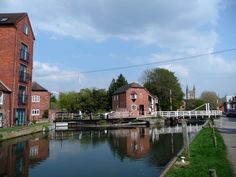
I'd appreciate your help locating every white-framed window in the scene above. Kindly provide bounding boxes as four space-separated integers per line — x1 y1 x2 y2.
31 109 40 116
23 23 28 35
131 104 137 110
0 91 3 105
32 95 40 102
116 95 119 101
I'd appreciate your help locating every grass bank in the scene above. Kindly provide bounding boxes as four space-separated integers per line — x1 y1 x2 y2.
165 127 235 177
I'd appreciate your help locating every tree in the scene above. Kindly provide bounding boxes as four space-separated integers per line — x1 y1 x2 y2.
200 91 220 109
58 92 79 112
92 88 108 112
107 74 128 110
141 68 184 111
185 99 205 110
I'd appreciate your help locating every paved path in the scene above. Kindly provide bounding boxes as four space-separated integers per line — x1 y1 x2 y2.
215 117 236 175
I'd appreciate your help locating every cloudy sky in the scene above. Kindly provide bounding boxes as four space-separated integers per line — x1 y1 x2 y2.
1 0 236 97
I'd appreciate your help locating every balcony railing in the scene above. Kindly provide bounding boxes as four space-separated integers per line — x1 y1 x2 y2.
18 94 28 105
19 71 30 83
20 49 30 62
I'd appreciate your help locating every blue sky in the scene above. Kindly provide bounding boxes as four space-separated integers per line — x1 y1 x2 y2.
1 0 236 97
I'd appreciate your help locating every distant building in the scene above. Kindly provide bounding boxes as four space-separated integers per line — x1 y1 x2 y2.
223 95 236 112
30 82 51 121
112 82 158 117
0 13 35 126
186 85 196 100
0 80 11 128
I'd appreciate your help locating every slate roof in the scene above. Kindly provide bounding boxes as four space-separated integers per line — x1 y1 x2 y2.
0 13 27 25
32 81 48 92
0 80 11 93
113 82 144 94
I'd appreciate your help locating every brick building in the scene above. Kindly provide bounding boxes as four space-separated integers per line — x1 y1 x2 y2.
0 13 35 126
0 80 11 127
112 82 158 116
31 81 51 121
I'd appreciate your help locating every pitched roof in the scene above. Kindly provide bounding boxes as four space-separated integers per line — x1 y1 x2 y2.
0 80 11 93
113 82 144 94
0 13 27 25
32 81 48 92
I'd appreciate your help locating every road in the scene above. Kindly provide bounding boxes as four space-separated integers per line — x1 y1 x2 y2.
215 116 236 175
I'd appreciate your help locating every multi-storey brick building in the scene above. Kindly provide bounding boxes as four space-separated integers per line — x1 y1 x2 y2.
0 13 35 126
112 82 158 116
31 81 51 121
0 80 11 127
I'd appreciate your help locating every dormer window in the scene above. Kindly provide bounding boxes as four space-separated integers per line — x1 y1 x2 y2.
23 23 28 35
0 17 8 22
130 91 137 101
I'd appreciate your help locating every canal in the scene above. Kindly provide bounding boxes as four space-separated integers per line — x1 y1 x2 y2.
0 125 202 177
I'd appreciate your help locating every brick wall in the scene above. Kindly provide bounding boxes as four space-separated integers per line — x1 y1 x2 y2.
30 91 51 121
0 92 11 127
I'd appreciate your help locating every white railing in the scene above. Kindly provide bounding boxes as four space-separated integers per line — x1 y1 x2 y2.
154 110 222 118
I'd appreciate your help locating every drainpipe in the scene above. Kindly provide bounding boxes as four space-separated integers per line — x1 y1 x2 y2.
11 27 18 126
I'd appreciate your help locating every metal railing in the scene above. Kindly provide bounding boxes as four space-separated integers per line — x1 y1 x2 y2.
20 49 30 62
18 94 28 105
19 71 30 83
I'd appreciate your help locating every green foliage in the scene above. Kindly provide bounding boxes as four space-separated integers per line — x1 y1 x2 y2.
165 128 235 177
141 68 184 111
107 74 128 110
50 95 60 109
59 91 80 112
185 99 205 110
200 91 220 109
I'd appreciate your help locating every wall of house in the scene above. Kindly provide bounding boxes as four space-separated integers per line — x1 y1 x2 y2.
0 92 11 127
30 91 51 121
0 15 34 125
112 92 126 111
126 88 150 116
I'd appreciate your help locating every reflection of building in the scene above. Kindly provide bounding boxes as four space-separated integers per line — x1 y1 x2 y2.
0 13 35 126
110 128 150 159
186 85 196 100
0 134 49 177
112 83 158 116
30 82 51 121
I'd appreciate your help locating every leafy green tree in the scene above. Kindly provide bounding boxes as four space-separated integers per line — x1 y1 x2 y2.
77 89 95 113
116 74 128 89
92 88 108 112
50 95 59 109
200 91 220 109
141 68 184 111
185 99 205 110
58 92 79 112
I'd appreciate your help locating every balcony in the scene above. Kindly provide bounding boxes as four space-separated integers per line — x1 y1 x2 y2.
20 49 30 62
18 94 28 105
19 71 30 83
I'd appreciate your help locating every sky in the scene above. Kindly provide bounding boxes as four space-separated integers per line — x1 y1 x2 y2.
1 0 236 97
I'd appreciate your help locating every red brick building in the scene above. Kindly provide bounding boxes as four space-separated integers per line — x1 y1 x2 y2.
112 82 158 116
0 80 11 127
0 13 35 126
31 82 51 121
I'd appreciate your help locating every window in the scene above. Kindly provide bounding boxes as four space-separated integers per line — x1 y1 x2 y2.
20 43 29 61
18 86 27 105
31 109 40 116
116 95 119 101
32 95 40 102
131 104 137 110
19 64 28 82
0 17 8 22
0 91 3 105
23 23 28 35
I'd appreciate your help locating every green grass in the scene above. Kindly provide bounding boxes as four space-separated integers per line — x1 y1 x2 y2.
0 122 50 133
165 127 235 177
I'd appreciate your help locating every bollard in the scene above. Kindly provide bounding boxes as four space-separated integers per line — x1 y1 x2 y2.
209 169 217 177
182 119 190 158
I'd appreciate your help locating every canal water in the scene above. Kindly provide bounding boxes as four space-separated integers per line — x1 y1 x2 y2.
0 125 201 177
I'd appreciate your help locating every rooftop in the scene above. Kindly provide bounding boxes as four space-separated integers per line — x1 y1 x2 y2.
0 13 27 25
113 82 144 95
0 80 11 93
32 81 48 92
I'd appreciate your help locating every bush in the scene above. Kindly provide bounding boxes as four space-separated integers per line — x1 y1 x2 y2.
42 110 49 119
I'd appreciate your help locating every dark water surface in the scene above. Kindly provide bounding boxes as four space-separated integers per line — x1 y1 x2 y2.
0 127 188 177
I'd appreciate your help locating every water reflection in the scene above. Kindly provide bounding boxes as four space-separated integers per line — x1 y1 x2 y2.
0 133 49 177
0 125 200 177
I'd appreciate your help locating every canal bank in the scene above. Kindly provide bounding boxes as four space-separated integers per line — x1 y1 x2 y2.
0 122 51 142
164 124 235 177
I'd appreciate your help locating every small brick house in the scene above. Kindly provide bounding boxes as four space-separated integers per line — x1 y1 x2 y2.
0 13 35 126
112 82 158 116
30 82 51 121
0 80 11 128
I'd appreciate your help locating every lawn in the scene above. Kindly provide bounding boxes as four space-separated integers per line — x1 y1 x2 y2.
165 127 235 177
